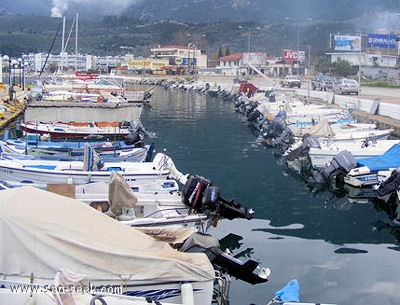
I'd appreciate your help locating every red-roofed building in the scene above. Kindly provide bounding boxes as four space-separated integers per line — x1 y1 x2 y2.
216 52 269 76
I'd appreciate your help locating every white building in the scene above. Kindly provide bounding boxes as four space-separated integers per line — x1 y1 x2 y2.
149 45 208 73
216 52 268 76
327 52 398 68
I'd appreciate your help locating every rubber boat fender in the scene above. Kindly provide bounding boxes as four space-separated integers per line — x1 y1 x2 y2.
181 282 195 305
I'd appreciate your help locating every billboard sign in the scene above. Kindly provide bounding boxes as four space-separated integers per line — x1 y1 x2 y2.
182 58 197 66
367 33 397 49
298 51 306 63
283 50 306 62
333 35 361 51
283 49 298 61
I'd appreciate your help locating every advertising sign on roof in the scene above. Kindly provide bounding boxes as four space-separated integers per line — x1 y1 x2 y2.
367 33 397 49
283 49 298 62
333 35 361 51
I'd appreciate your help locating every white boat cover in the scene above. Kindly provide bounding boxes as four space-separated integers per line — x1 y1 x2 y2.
0 186 215 283
290 119 335 137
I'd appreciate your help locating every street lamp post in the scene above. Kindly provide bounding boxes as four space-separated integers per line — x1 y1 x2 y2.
285 17 312 76
2 55 11 87
238 26 260 76
296 25 300 75
357 33 362 109
11 59 19 87
187 43 196 74
238 26 260 53
101 44 115 73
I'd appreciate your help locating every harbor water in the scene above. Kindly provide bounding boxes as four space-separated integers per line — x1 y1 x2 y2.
140 86 400 305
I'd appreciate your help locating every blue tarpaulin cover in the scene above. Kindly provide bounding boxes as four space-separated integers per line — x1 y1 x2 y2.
275 278 300 302
356 144 400 172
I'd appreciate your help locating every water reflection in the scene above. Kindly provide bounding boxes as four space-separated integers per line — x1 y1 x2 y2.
209 218 400 305
139 86 400 242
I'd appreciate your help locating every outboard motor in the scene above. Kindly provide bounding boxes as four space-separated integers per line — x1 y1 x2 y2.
310 150 358 185
262 116 294 148
262 116 286 139
123 131 143 147
234 99 246 112
246 109 263 124
179 232 269 285
181 175 254 224
284 134 320 162
269 127 295 148
143 90 153 101
376 169 400 197
120 120 131 129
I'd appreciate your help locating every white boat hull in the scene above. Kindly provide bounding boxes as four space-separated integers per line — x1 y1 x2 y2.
344 168 393 187
0 277 213 305
308 140 400 168
0 152 172 185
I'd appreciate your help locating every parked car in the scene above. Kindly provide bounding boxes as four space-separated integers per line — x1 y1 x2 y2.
332 78 360 95
311 75 334 91
280 75 301 88
233 77 250 84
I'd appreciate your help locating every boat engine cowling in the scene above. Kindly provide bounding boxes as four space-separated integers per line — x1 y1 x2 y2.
181 175 254 220
311 150 358 185
376 169 400 197
123 131 143 146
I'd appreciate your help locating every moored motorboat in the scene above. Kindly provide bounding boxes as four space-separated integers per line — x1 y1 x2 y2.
0 186 269 304
19 121 133 139
0 186 216 304
308 139 400 168
0 151 173 185
0 139 153 163
0 269 192 305
343 144 400 187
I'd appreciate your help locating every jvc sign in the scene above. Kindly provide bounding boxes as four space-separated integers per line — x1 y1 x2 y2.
283 50 305 62
283 49 298 61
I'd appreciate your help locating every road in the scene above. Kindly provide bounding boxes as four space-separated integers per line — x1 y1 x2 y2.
198 75 400 105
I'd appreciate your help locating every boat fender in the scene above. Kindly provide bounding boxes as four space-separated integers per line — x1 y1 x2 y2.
181 282 195 305
97 96 105 103
90 296 107 305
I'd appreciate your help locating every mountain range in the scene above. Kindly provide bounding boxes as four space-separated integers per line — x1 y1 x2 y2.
2 0 399 25
0 0 399 59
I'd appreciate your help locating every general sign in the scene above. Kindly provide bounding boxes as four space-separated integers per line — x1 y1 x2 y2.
367 33 397 49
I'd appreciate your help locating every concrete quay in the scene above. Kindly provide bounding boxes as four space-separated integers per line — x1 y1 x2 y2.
197 75 400 138
0 88 26 131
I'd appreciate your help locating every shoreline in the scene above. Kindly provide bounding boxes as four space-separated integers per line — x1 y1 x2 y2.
2 74 400 137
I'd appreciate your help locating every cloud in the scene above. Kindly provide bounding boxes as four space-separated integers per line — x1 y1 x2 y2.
50 0 143 17
51 0 68 17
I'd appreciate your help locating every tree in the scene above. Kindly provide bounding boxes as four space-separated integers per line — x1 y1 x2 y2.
331 59 358 77
217 45 223 59
313 55 331 74
224 47 230 56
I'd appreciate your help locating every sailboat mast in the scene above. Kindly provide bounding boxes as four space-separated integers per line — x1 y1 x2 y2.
75 13 79 71
60 16 66 73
